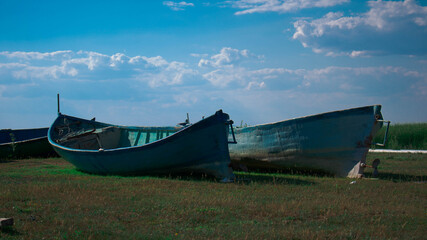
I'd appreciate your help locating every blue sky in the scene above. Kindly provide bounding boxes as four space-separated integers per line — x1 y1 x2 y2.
0 0 426 128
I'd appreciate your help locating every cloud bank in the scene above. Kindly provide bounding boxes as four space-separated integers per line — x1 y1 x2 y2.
1 48 426 127
1 48 424 97
292 0 427 56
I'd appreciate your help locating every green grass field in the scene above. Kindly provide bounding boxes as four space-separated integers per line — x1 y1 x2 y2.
1 153 426 239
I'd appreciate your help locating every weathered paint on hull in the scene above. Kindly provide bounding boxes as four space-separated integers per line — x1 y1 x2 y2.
48 110 234 181
229 105 384 178
0 128 56 159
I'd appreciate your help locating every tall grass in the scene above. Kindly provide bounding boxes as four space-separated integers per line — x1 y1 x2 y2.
373 123 427 150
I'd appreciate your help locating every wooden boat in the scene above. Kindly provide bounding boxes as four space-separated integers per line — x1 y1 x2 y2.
48 110 235 182
228 105 388 178
0 127 56 160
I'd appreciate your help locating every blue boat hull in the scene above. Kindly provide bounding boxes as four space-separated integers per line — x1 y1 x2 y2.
48 110 234 181
0 128 56 159
229 105 384 178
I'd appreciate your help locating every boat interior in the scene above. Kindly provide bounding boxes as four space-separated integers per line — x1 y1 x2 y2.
52 117 181 150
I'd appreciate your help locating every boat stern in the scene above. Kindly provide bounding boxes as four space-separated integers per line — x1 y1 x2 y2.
347 105 387 178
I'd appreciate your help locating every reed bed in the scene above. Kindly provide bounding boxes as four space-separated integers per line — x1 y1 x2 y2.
373 122 427 150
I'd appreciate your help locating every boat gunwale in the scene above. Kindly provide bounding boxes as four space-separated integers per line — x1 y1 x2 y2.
0 127 49 131
236 105 382 130
0 136 48 146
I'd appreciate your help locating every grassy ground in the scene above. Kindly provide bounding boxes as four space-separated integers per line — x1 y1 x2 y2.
1 153 426 239
373 122 427 150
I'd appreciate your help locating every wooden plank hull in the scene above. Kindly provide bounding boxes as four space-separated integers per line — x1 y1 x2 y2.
229 105 384 178
48 110 234 181
0 128 56 160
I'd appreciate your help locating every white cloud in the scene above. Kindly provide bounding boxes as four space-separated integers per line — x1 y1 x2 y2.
201 66 294 88
293 0 427 56
142 56 169 67
197 47 271 87
190 53 209 58
69 51 110 70
136 62 196 88
0 62 27 70
245 81 266 90
198 47 251 68
349 50 369 58
136 57 196 87
109 53 128 68
250 67 293 75
364 0 427 30
202 67 247 87
230 0 349 15
0 62 78 81
0 50 196 89
162 91 199 107
293 66 427 100
11 64 78 80
163 1 194 11
0 50 73 60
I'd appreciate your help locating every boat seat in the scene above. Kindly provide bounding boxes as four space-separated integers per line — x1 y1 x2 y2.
95 126 121 149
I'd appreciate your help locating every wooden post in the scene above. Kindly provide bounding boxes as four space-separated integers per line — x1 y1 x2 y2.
57 93 60 114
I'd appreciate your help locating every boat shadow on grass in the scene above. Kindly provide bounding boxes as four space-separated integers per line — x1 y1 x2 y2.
76 169 230 183
0 226 20 237
0 159 17 164
0 156 30 163
74 168 423 184
75 169 316 186
234 172 316 186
